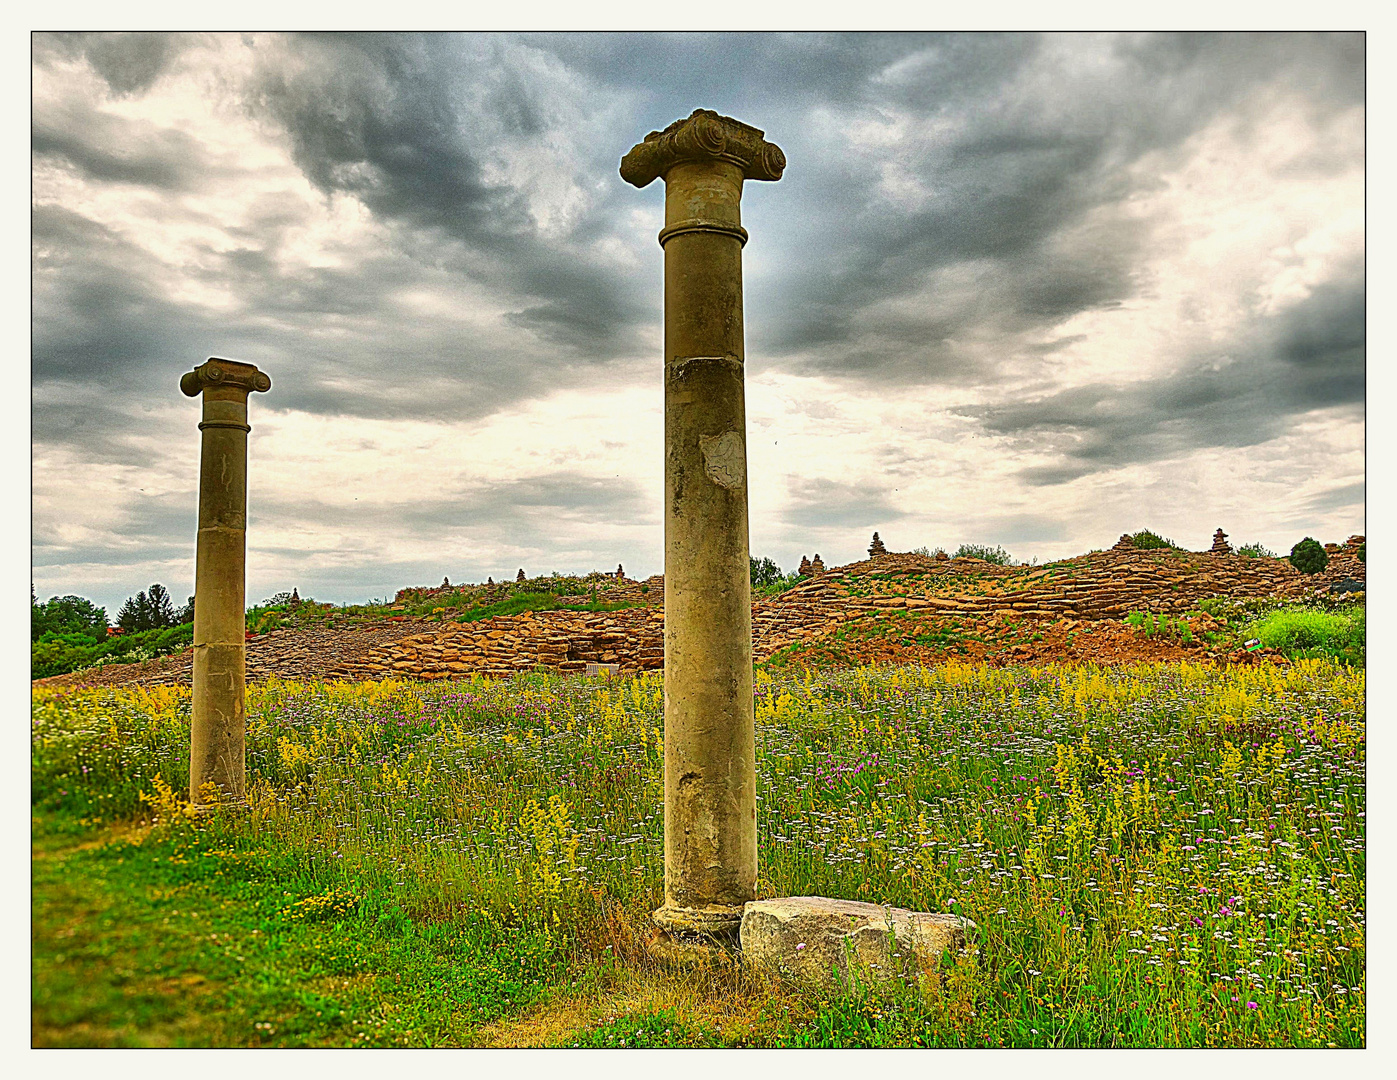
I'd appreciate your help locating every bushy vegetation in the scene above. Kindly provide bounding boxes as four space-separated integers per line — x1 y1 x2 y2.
1235 543 1277 559
33 587 194 679
1288 538 1328 576
749 556 806 598
750 556 783 588
1245 609 1364 665
1129 530 1180 551
953 543 1014 565
33 660 1364 1047
32 623 195 680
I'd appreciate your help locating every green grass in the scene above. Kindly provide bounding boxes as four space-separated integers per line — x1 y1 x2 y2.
33 659 1365 1047
31 815 570 1046
240 570 647 634
452 593 641 623
1124 612 1194 643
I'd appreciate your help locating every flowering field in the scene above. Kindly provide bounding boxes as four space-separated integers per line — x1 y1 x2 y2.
32 659 1364 1047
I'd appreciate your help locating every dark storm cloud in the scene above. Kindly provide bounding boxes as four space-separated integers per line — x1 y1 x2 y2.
31 31 675 469
245 33 649 353
968 263 1366 485
32 493 195 570
35 32 190 97
742 32 1363 383
29 201 627 465
33 31 1365 431
1298 482 1365 516
783 478 907 530
32 108 206 190
248 34 520 243
253 473 652 538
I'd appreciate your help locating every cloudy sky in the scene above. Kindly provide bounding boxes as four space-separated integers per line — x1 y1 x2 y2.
30 31 1366 615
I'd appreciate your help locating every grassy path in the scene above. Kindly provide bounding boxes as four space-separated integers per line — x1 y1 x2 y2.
31 815 565 1047
30 814 792 1048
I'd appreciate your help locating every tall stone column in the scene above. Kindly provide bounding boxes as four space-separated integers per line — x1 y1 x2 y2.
622 110 785 941
180 357 271 809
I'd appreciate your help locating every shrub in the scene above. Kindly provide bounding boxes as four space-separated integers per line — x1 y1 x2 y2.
1130 530 1179 550
32 622 195 679
953 543 1013 566
753 572 805 599
1246 608 1363 663
1289 538 1329 575
1235 542 1277 559
1124 611 1192 642
1358 543 1365 563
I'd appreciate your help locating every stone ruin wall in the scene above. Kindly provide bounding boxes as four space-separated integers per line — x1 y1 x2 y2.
330 534 1363 680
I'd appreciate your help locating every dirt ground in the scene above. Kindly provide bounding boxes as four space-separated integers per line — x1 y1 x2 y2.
765 610 1283 670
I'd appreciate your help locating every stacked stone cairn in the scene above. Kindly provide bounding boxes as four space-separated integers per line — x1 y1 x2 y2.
1210 528 1232 555
868 532 888 558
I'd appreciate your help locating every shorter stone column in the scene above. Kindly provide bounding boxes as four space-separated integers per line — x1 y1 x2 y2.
180 357 271 809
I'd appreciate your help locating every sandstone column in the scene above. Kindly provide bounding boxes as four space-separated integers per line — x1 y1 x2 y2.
621 110 785 941
180 357 272 809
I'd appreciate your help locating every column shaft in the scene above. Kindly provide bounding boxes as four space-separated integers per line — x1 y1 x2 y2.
621 110 784 941
181 357 270 810
190 391 249 806
661 162 756 929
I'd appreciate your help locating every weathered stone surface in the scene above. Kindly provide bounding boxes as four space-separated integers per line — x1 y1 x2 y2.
624 109 785 939
740 896 975 989
181 356 270 809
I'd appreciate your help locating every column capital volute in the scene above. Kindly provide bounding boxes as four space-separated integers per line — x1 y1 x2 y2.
620 109 786 188
180 357 272 398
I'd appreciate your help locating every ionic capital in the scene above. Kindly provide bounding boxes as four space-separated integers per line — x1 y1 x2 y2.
180 357 272 398
620 109 786 188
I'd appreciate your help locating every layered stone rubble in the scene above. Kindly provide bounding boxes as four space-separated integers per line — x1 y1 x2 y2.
51 536 1363 690
314 541 1365 681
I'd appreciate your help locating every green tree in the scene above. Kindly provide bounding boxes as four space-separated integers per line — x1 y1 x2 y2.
31 593 108 642
749 556 782 588
1289 538 1329 575
117 584 181 632
147 583 176 627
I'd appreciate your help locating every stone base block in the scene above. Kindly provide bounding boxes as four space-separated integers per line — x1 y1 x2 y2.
649 903 744 967
652 902 744 941
739 896 975 990
647 933 738 968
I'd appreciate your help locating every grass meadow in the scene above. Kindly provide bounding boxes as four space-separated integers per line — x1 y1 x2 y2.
32 659 1364 1047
